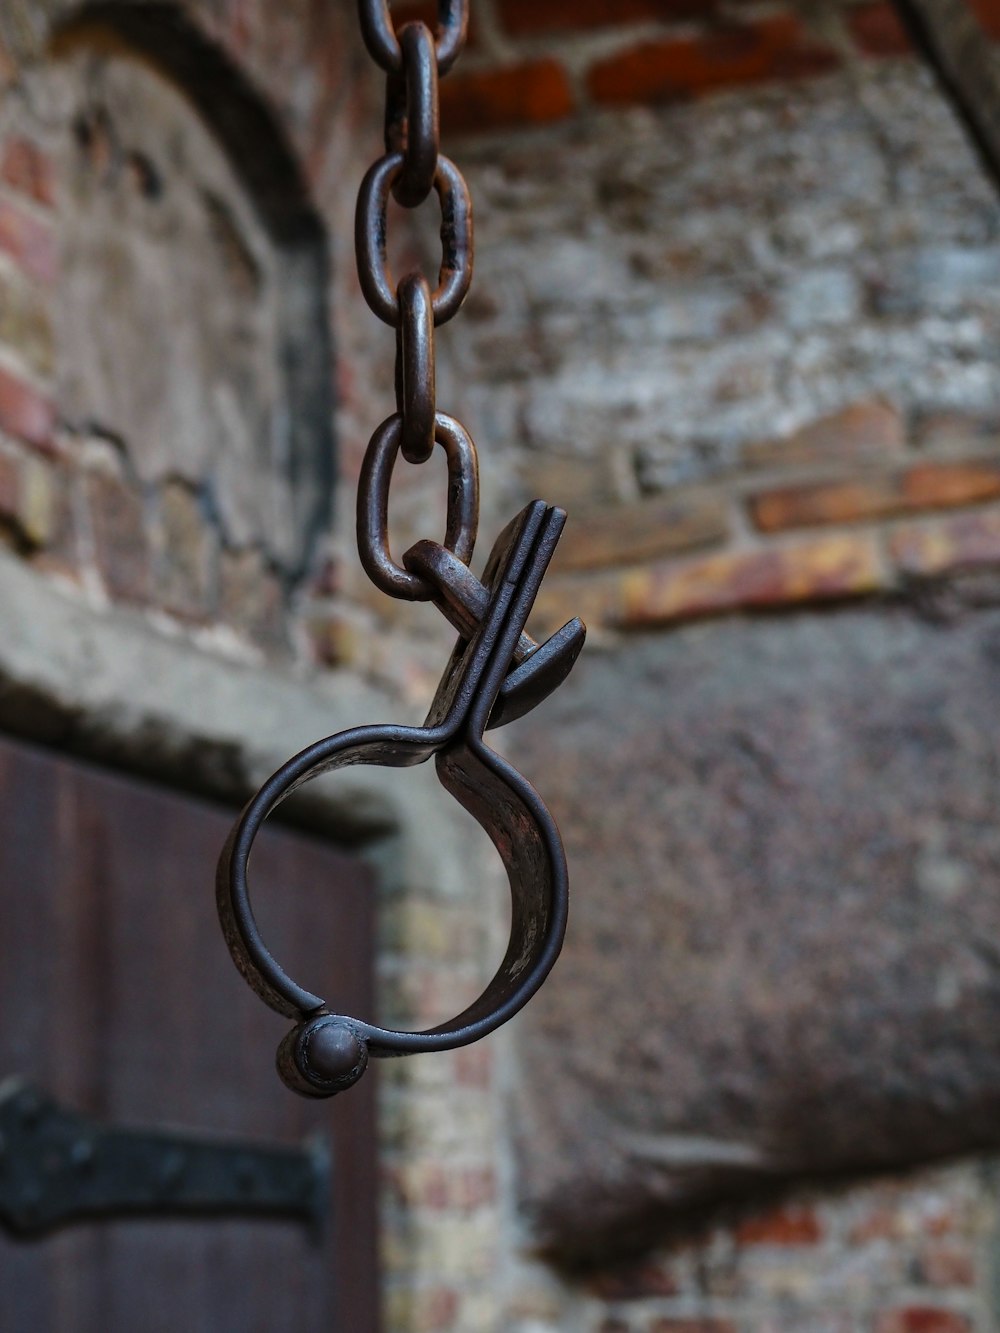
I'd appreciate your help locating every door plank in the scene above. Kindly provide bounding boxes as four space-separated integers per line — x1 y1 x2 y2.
0 734 378 1333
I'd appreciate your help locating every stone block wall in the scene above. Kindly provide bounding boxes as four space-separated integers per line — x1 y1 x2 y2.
3 1 1000 1331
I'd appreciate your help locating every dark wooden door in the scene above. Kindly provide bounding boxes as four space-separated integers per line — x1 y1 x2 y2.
0 732 378 1332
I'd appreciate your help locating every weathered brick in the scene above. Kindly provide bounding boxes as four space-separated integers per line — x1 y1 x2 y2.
751 461 1000 532
453 1043 492 1089
219 547 290 657
0 365 55 448
649 1322 738 1333
18 452 69 551
303 609 363 668
890 510 1000 576
736 1204 823 1245
1 136 56 207
0 450 20 526
971 0 1000 40
913 409 1000 451
440 59 574 135
535 533 885 630
86 469 151 605
0 39 15 92
554 489 728 573
744 401 905 469
498 0 710 36
155 481 217 621
0 198 57 284
588 18 839 108
389 1160 497 1212
0 269 55 377
0 447 71 561
518 453 623 513
848 4 912 57
586 1254 680 1299
874 1310 972 1333
385 1284 460 1333
914 1242 977 1288
620 534 884 626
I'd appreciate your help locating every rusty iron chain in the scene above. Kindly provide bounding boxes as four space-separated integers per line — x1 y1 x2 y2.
216 0 586 1101
355 0 475 601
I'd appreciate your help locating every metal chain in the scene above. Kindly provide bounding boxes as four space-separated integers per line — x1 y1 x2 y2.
355 0 477 602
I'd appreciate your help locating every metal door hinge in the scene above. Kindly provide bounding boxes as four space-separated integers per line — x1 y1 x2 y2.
0 1079 328 1238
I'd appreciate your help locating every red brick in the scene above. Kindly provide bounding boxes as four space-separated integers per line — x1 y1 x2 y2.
905 462 1000 508
588 17 839 108
0 198 57 284
848 4 912 57
744 399 905 468
890 510 1000 576
1 137 56 208
750 460 1000 533
535 532 885 630
385 1 481 46
971 0 1000 40
0 365 55 448
499 0 711 37
440 58 574 135
874 1310 972 1333
621 535 884 625
736 1204 823 1245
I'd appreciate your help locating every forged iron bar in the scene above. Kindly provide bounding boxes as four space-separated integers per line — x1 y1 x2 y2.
0 1080 328 1235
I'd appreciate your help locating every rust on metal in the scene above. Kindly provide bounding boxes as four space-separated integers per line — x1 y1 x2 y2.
218 0 584 1097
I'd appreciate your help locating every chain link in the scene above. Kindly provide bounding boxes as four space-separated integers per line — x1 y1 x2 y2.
384 21 439 208
355 0 478 601
358 0 469 76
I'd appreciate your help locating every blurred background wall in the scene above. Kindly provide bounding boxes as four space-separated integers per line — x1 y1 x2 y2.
3 0 1000 1330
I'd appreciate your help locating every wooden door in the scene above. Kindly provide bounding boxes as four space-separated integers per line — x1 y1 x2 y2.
0 732 378 1332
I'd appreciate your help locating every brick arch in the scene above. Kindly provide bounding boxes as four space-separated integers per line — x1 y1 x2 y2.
44 1 335 581
51 3 324 248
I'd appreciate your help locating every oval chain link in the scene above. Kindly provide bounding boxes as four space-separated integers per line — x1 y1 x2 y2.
355 0 478 600
355 152 473 328
395 272 436 464
358 0 469 76
357 413 479 601
384 22 439 208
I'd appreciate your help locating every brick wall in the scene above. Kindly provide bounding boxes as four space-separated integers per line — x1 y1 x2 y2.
3 1 1000 1331
408 3 1000 1332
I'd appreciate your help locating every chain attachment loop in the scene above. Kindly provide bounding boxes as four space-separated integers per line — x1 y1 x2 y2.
358 0 469 76
395 272 437 464
356 152 473 328
357 411 479 601
384 21 440 209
